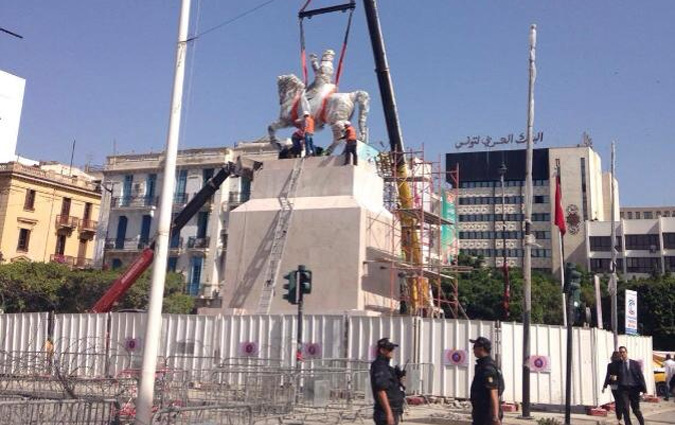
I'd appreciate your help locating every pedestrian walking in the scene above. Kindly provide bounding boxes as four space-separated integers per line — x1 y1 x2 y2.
470 337 503 425
664 353 675 401
603 351 624 424
617 346 647 425
341 121 358 166
370 338 405 425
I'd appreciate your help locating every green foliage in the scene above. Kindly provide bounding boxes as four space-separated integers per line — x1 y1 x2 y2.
451 259 564 324
0 262 193 314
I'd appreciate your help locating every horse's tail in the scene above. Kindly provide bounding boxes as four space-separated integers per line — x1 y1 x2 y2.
353 90 370 143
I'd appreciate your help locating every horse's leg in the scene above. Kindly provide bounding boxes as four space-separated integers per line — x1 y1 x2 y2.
325 123 346 155
267 119 288 150
354 91 370 144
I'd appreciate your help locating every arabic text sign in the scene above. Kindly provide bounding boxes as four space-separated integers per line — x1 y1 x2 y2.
625 289 638 335
455 132 544 150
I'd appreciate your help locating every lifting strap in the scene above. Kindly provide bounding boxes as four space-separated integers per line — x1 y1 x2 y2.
298 1 355 89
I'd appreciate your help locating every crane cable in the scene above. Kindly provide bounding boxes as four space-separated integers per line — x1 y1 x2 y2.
298 0 355 88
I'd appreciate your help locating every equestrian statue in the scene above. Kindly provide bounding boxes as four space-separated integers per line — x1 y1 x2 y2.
268 49 370 154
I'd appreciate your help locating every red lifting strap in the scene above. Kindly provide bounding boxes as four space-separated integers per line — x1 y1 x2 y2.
298 0 355 89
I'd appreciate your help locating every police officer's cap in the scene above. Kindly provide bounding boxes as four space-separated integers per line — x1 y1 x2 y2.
377 337 399 351
470 336 492 352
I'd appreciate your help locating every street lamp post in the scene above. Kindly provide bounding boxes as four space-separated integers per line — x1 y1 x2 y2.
499 162 510 320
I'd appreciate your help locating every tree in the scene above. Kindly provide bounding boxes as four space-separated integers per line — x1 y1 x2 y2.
0 262 194 314
451 258 564 325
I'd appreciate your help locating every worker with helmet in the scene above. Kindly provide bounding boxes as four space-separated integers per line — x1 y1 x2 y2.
301 111 315 156
341 121 358 166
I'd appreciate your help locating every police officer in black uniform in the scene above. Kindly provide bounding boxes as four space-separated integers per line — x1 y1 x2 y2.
370 338 405 425
470 337 502 425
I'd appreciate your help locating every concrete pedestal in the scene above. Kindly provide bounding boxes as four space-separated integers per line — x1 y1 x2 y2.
220 153 399 315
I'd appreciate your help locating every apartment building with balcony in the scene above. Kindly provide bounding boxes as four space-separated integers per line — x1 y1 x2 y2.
95 147 250 299
0 162 101 266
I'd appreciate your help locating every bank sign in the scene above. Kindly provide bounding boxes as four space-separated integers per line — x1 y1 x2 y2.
625 289 638 335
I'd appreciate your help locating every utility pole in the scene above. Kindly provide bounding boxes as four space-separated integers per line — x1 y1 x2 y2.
498 162 510 320
522 24 537 419
135 0 191 423
610 142 618 349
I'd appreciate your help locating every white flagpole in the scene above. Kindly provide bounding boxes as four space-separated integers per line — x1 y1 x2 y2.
559 235 567 326
135 0 191 423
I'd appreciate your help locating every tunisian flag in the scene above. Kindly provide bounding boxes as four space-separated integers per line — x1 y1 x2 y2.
554 172 566 235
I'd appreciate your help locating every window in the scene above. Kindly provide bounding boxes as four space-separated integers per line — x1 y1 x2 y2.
627 212 633 219
83 202 92 221
17 228 30 252
624 234 659 251
664 211 671 218
590 236 622 252
663 233 675 249
55 234 66 255
139 215 152 247
665 257 675 272
146 174 157 200
626 257 661 273
24 189 36 211
61 197 71 216
643 211 653 219
197 212 209 239
635 212 641 219
534 195 549 204
111 258 123 270
580 158 588 221
115 216 128 249
167 256 178 272
202 168 214 186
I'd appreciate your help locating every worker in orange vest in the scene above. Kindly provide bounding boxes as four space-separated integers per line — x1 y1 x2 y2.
341 121 358 166
301 112 315 156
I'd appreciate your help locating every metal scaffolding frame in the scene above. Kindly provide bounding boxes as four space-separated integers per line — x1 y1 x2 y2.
375 146 466 318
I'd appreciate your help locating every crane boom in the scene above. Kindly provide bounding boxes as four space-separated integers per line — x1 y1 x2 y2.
91 162 239 313
363 0 425 312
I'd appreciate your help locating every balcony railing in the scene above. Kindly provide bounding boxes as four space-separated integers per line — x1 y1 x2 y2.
187 236 210 249
50 254 76 266
173 193 189 205
105 238 143 250
50 254 93 269
111 196 158 208
79 219 98 233
55 215 79 229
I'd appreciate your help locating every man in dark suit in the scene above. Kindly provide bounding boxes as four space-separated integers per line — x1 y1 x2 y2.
618 346 647 425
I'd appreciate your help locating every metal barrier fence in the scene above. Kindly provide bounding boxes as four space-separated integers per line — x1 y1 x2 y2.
0 398 120 425
151 405 252 425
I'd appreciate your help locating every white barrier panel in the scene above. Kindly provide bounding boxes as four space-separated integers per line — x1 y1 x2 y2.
161 314 219 372
0 312 48 353
53 313 108 376
347 315 415 367
418 318 494 399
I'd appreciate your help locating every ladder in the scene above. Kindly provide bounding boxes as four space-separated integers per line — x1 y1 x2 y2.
256 157 305 314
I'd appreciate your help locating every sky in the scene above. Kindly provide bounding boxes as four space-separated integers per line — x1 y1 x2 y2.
2 1 674 206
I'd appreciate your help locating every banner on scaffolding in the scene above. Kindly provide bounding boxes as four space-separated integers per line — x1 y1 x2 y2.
441 190 458 264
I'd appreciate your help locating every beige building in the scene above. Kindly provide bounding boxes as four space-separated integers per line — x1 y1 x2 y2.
446 145 618 275
586 217 675 277
0 162 101 266
620 206 675 220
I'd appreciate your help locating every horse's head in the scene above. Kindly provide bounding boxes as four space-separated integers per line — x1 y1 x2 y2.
277 74 305 104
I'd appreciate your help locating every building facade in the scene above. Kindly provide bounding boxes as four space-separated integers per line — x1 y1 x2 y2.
0 162 101 266
96 147 253 300
446 146 617 274
620 206 675 220
586 217 675 277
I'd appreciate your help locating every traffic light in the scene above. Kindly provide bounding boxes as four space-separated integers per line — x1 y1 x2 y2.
563 263 581 294
298 266 312 295
282 271 298 304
